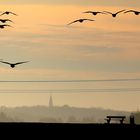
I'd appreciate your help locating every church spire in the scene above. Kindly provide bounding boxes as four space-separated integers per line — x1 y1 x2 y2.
49 95 53 107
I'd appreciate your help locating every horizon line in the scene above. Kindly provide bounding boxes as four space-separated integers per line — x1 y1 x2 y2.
0 78 140 83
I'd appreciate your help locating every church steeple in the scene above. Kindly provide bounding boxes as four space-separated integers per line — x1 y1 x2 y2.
49 95 53 107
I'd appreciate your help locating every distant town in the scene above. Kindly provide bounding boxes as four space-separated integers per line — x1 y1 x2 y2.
0 95 140 124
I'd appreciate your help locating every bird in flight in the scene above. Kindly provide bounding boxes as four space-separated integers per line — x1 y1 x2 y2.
0 61 29 68
83 11 106 15
0 24 13 29
0 11 18 16
0 19 13 23
124 10 140 15
67 19 95 25
103 10 126 17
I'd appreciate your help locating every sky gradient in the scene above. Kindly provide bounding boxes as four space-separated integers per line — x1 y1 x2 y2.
0 1 140 111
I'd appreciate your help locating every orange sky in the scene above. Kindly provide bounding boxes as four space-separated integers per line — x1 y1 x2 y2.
0 3 139 111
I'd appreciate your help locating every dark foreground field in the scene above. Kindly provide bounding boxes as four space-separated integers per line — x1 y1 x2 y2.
0 123 139 138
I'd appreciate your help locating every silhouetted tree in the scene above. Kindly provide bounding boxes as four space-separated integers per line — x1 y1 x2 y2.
0 112 14 122
67 116 78 123
82 117 96 123
39 117 63 123
133 112 140 124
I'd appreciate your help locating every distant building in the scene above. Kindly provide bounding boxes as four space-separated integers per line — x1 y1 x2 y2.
49 95 53 107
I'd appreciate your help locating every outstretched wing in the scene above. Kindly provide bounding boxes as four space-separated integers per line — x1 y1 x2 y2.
116 9 126 14
0 12 6 16
103 11 113 15
85 19 95 21
83 11 94 13
6 19 14 22
0 61 11 65
96 12 107 14
67 20 80 25
9 12 18 16
3 24 13 27
15 61 29 65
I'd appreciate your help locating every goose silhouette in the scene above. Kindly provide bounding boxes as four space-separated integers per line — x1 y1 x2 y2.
0 19 13 23
103 10 126 17
124 10 140 15
0 24 13 29
83 11 106 15
0 11 18 16
67 19 95 25
0 61 29 68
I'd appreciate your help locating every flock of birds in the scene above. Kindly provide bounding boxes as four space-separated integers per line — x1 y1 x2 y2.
0 9 140 68
0 11 17 29
0 11 27 68
67 9 140 25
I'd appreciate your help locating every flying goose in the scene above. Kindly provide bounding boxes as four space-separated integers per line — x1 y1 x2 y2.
103 10 126 17
0 19 13 23
0 11 18 16
0 61 29 68
83 11 106 15
0 24 13 29
67 19 95 25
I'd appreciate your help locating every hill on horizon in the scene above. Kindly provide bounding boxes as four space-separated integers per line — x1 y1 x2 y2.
0 105 130 123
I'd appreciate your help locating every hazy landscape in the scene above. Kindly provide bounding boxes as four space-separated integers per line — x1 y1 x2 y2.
0 1 140 135
0 105 131 123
